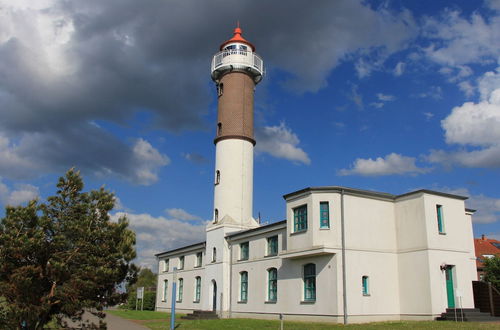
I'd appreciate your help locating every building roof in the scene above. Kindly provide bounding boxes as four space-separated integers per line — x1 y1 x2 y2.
283 186 469 202
226 220 286 240
474 235 500 269
155 241 206 257
219 24 256 51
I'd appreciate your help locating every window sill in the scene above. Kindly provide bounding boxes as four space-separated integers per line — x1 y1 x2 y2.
291 230 307 236
265 300 277 304
193 300 200 303
319 227 330 230
301 300 316 304
265 253 278 258
237 300 247 304
439 232 447 235
238 258 249 262
363 294 371 297
176 300 182 303
161 300 166 302
194 265 201 268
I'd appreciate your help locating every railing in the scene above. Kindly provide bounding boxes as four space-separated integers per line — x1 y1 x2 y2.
211 49 264 76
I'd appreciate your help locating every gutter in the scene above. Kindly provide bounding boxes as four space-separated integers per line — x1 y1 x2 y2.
341 189 348 324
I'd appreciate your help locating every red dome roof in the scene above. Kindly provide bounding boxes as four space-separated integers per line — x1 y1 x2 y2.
220 24 255 51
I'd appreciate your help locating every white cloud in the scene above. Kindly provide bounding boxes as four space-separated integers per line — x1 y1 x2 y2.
393 61 405 76
416 86 443 99
0 178 39 206
422 10 500 66
132 138 170 185
255 123 311 165
423 112 434 120
339 153 431 176
112 211 206 269
458 81 475 97
370 102 385 109
478 65 500 100
165 208 202 221
377 93 395 101
349 84 364 109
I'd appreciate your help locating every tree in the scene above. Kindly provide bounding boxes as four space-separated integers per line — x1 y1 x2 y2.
127 268 157 294
484 255 500 290
0 169 138 329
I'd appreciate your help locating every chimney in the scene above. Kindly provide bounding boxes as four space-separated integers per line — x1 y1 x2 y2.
482 234 486 240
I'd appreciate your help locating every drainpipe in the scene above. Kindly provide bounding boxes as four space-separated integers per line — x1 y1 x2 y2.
229 242 233 318
341 189 348 324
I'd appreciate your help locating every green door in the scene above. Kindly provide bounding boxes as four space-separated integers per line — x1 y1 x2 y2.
445 266 455 308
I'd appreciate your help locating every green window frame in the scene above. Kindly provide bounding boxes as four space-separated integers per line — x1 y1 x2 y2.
178 278 183 302
196 252 202 267
303 263 316 301
362 276 369 296
268 268 277 302
195 276 201 302
320 202 330 228
163 280 168 301
436 205 445 233
240 242 249 260
179 256 184 270
293 205 308 232
267 236 278 256
240 271 248 302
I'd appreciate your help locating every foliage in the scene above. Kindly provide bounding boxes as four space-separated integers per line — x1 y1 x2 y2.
126 291 156 311
484 255 500 290
0 169 138 329
128 267 157 293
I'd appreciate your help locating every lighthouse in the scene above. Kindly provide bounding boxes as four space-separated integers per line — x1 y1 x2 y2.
210 25 264 227
202 25 264 314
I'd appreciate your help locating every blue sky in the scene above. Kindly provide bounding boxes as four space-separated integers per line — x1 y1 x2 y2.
0 0 499 269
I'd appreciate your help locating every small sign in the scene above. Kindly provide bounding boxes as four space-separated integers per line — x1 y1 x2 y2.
137 287 144 299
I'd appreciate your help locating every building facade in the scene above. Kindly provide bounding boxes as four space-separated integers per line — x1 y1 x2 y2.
155 27 477 323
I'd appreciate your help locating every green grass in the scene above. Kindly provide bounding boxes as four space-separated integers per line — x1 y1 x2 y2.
107 310 499 329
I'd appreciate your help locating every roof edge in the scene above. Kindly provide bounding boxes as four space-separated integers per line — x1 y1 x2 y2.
155 241 206 257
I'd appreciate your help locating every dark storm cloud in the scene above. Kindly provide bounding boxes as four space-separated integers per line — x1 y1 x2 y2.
0 0 415 181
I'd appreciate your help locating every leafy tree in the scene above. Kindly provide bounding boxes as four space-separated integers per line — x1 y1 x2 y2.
127 268 157 293
484 255 500 290
0 169 138 329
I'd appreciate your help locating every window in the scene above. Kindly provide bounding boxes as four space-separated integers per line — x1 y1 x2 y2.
268 268 277 302
436 205 445 234
267 236 278 256
212 247 217 263
362 276 369 296
240 242 249 260
217 83 223 97
179 256 184 270
164 259 169 272
303 263 316 302
217 122 222 136
214 209 219 223
177 278 183 302
240 271 248 302
196 252 202 267
293 205 308 232
194 276 201 302
215 170 220 185
320 202 330 228
163 280 168 301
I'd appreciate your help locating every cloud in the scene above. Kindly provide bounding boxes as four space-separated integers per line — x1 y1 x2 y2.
349 84 364 109
339 153 431 176
427 85 500 169
255 123 311 165
166 208 202 221
112 211 206 269
416 86 443 99
182 152 208 164
132 139 170 185
0 179 39 206
393 61 405 76
377 93 396 102
422 10 500 67
423 112 434 120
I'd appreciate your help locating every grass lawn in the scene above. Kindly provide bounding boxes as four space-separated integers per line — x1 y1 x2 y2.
107 310 500 329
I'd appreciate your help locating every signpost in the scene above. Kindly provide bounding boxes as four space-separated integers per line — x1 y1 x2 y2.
136 287 144 311
171 267 178 330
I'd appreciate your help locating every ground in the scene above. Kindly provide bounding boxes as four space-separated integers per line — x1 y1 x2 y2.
107 310 500 329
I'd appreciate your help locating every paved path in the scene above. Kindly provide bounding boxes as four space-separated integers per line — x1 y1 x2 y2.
65 311 149 330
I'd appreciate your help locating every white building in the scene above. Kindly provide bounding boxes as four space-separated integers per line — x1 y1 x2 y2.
155 26 477 323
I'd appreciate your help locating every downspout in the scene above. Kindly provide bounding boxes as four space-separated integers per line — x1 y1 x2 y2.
341 189 348 324
229 241 233 318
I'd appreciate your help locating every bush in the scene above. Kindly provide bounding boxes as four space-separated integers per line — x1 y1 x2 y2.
126 291 156 311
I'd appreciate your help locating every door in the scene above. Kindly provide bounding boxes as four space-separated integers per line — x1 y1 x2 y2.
445 266 455 308
212 280 217 311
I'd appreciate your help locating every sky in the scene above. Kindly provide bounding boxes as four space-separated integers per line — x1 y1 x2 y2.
0 0 499 270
